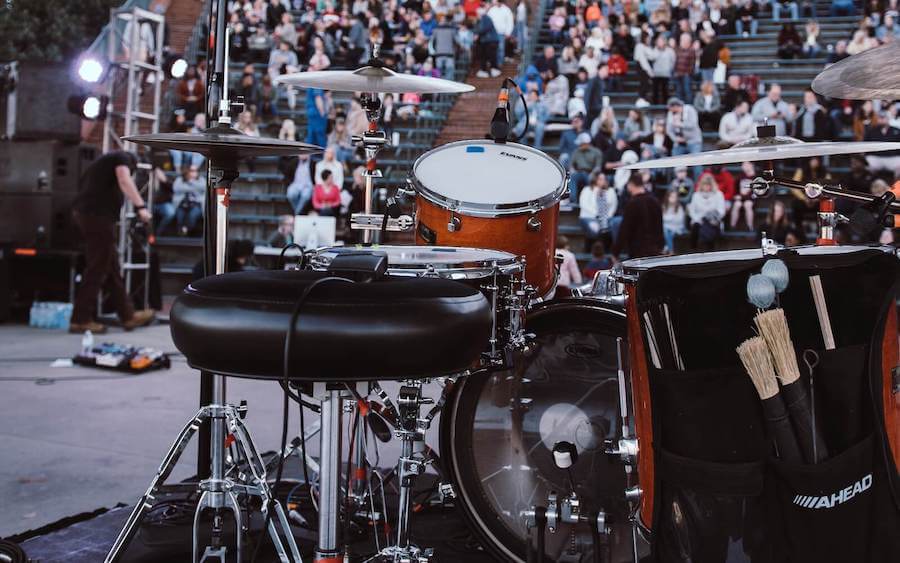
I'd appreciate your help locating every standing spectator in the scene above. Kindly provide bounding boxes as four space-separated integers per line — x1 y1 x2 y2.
313 169 341 217
662 189 687 253
718 100 755 147
569 133 605 203
555 236 583 293
611 174 665 259
173 165 206 236
583 65 610 127
698 30 721 85
773 0 800 21
558 114 586 170
651 34 675 105
777 22 803 59
432 13 459 80
802 20 821 58
488 0 514 67
305 87 328 147
633 32 656 105
736 0 759 37
688 174 726 250
792 90 829 142
731 161 757 231
315 147 345 188
579 172 617 251
178 66 204 119
514 0 529 55
751 84 795 137
673 33 697 103
694 80 722 131
474 6 502 78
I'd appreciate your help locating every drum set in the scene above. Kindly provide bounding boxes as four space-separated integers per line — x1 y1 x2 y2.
103 12 900 563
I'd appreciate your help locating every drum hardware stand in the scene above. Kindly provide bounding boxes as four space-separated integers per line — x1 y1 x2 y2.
104 402 303 563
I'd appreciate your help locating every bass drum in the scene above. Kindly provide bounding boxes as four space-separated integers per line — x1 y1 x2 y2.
441 299 636 562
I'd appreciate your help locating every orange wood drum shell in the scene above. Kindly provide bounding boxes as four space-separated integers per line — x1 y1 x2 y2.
883 303 900 469
625 284 656 528
414 196 560 297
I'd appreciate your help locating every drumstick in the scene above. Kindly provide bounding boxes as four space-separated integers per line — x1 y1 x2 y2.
809 275 835 350
642 312 662 369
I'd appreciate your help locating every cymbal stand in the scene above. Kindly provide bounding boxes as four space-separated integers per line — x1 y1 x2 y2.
751 170 900 245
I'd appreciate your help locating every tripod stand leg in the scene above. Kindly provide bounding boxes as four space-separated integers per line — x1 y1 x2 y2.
104 408 206 563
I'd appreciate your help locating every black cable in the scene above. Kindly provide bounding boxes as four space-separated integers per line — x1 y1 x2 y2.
507 77 529 143
343 407 360 552
278 243 306 270
251 275 353 563
278 380 321 412
298 396 313 512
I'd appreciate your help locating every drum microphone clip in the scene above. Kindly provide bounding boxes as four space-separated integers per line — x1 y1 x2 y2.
489 84 510 143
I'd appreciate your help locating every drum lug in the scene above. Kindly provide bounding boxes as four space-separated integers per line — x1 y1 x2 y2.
438 482 456 502
447 214 461 232
624 485 643 504
526 215 542 232
604 437 639 462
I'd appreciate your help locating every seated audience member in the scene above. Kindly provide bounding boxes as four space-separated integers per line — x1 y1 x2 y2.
315 147 345 188
669 166 695 203
542 68 570 116
792 90 829 142
582 240 614 280
611 174 665 259
555 236 583 294
698 165 736 211
516 89 550 148
327 117 355 162
662 189 687 254
622 109 650 141
606 47 628 91
579 173 618 251
718 100 755 148
569 133 605 203
721 74 750 112
694 80 722 131
864 113 900 176
312 170 341 217
773 0 800 21
170 112 207 172
178 66 204 119
558 114 586 170
752 83 795 137
877 13 900 40
791 156 831 227
268 214 295 248
285 154 314 214
152 167 175 236
736 0 759 37
173 165 206 236
732 161 758 231
638 119 674 158
827 40 850 64
802 20 821 58
688 174 726 250
777 22 803 59
758 199 792 244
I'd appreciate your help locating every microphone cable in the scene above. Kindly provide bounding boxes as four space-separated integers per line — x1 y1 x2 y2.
505 77 530 143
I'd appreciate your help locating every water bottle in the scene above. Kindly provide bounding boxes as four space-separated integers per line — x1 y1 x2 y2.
37 302 47 328
81 330 95 357
29 302 37 327
61 303 73 331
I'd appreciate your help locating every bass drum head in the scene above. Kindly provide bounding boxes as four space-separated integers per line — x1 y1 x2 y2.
442 300 634 562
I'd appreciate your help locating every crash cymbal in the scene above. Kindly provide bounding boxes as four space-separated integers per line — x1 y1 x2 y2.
123 124 323 160
274 65 475 94
812 41 900 101
622 136 900 170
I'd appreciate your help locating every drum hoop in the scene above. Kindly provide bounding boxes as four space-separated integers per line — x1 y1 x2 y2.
309 245 525 277
409 140 569 217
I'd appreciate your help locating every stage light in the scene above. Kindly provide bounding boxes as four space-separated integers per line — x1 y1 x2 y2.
67 94 108 120
77 58 104 83
170 58 188 79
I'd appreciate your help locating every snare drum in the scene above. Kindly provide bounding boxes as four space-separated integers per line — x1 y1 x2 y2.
311 245 528 358
613 245 900 561
409 140 568 298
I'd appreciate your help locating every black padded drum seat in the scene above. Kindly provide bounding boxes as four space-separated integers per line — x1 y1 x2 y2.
170 270 492 380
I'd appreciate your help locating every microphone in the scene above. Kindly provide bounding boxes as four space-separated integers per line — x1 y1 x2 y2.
490 83 510 143
850 191 896 237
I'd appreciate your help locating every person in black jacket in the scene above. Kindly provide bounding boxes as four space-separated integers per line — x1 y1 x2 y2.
611 174 665 259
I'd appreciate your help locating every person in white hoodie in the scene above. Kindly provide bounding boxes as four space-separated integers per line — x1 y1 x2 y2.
687 174 726 250
579 172 618 250
718 100 755 148
488 0 515 68
633 32 656 105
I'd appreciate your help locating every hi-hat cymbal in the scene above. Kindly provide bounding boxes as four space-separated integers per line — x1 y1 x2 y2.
812 41 900 101
622 136 900 170
274 65 475 94
123 124 323 160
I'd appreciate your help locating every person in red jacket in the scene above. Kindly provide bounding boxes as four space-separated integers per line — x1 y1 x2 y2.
606 47 628 91
312 169 341 217
698 164 735 207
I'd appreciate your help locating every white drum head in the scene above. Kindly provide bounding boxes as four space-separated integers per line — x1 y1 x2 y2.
412 141 566 213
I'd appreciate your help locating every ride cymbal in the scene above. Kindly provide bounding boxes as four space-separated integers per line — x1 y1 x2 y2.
812 41 900 101
274 65 475 94
123 124 323 160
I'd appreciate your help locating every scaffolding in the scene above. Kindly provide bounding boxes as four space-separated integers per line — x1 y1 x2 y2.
100 5 166 311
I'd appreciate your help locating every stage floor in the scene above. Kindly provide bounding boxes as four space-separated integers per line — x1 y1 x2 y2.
0 322 426 540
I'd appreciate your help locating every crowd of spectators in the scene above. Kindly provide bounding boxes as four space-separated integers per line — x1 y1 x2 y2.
513 0 899 270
